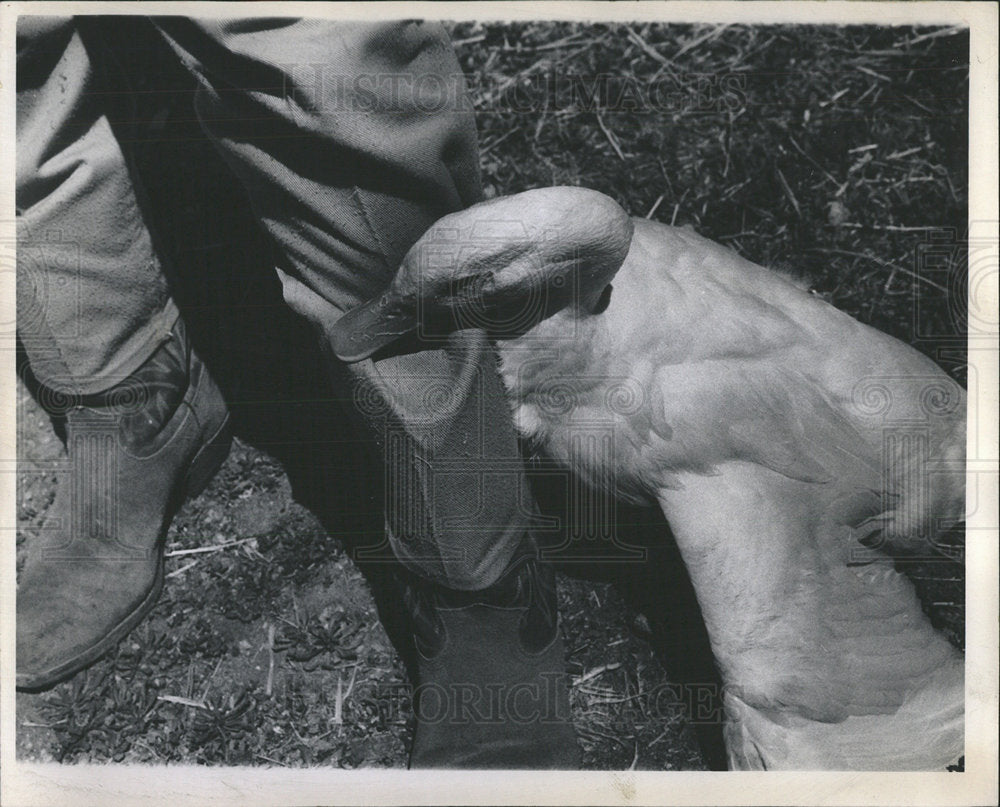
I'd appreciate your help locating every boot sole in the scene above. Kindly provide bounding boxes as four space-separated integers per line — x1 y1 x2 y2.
16 413 233 692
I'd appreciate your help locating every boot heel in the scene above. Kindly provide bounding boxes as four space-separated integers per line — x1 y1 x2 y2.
183 414 233 499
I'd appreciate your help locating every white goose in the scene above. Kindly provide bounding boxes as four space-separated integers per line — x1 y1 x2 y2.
331 187 966 771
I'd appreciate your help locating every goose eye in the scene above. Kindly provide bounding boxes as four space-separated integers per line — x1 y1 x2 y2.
592 283 613 315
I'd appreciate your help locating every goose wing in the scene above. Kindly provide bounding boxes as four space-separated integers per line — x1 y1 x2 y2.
615 220 962 542
640 357 881 490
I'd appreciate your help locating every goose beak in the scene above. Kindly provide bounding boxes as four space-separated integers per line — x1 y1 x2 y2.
330 294 416 362
331 186 634 362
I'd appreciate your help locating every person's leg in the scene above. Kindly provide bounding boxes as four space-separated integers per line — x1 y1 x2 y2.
15 17 231 690
150 17 578 767
16 17 178 394
147 18 521 584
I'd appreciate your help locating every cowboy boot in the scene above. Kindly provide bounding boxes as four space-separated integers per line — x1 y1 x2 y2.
17 316 232 691
404 535 580 768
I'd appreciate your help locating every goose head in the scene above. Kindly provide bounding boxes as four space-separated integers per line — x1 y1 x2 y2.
331 187 634 362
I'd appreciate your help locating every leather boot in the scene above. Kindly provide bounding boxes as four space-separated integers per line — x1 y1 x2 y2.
405 537 580 769
17 317 232 691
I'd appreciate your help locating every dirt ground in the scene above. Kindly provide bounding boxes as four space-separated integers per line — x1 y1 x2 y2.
16 377 712 769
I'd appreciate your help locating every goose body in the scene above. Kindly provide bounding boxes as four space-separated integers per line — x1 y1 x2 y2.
332 187 966 770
